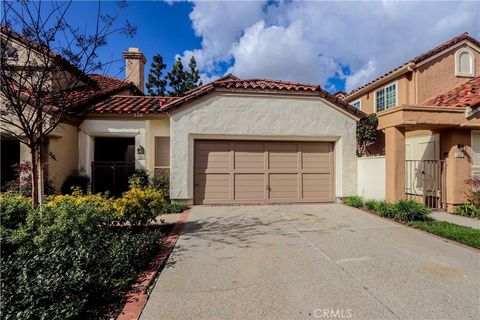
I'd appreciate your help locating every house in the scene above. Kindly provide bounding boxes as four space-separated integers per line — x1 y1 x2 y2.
1 27 365 203
0 26 141 192
343 32 480 211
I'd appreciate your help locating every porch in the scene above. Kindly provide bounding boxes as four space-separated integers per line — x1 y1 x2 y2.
377 105 480 212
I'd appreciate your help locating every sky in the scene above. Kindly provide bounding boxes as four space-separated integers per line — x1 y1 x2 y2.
31 1 480 93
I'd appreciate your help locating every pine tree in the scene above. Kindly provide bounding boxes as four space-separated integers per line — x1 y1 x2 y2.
166 56 202 96
145 54 167 96
166 57 187 96
185 56 202 90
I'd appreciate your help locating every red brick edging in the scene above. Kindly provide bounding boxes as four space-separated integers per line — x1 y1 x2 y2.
116 209 191 320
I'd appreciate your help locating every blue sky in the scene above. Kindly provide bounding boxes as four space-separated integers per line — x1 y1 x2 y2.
9 1 480 93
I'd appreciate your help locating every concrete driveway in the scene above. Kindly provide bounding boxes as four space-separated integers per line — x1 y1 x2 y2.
140 204 479 320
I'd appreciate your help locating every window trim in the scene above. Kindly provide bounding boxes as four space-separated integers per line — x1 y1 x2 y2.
352 99 361 110
455 48 475 77
374 81 398 113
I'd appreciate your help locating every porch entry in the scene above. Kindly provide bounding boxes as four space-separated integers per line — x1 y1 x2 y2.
405 160 446 209
91 137 135 197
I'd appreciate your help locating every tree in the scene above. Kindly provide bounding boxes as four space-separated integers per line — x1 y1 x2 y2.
166 56 202 96
356 113 380 157
145 53 167 96
0 0 135 208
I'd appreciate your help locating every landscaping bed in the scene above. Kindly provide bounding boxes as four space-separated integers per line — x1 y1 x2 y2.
409 221 480 249
344 196 479 249
0 174 185 320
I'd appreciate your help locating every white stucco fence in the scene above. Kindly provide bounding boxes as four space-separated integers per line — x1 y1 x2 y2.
357 156 385 200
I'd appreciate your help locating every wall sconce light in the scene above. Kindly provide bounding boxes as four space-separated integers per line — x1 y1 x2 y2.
455 143 465 158
137 145 145 155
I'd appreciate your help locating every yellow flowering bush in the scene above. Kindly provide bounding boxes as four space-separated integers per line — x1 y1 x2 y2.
113 187 166 225
46 189 114 220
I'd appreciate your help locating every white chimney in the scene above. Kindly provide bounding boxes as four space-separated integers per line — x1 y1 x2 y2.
123 48 146 93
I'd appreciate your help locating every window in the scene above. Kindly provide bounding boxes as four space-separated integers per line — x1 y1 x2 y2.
352 99 361 110
1 41 18 60
375 83 397 112
455 48 475 77
154 136 170 178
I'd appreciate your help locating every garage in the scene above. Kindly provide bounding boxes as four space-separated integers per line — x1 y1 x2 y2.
194 140 334 204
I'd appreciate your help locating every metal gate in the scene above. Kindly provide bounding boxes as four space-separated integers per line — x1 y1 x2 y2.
405 160 446 209
91 161 135 197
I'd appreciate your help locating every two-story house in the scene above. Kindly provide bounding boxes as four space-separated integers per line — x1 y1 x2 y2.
343 33 480 212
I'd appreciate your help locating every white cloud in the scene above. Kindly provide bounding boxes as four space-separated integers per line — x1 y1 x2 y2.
181 1 480 92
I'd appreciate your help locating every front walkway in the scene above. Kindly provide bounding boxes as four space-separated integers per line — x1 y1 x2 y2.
140 204 479 320
431 211 480 229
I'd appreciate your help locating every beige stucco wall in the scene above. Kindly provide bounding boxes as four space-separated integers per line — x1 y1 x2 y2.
145 118 170 173
47 123 79 192
416 43 480 104
169 93 359 203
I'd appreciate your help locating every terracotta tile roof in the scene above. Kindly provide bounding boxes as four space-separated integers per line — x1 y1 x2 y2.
346 32 480 97
62 74 142 113
90 95 177 114
427 76 480 108
161 76 366 118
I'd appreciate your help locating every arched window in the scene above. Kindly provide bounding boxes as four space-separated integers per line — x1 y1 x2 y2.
455 48 475 77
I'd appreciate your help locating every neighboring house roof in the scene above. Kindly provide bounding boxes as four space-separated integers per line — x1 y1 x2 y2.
161 75 366 118
346 32 480 98
427 76 480 108
55 74 142 114
91 95 177 114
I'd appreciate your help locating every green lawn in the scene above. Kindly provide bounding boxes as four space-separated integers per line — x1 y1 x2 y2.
409 221 480 249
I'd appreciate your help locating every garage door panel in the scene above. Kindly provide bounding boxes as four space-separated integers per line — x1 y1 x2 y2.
195 173 230 201
196 141 231 171
269 173 299 199
234 142 265 170
268 143 298 169
303 173 332 200
301 143 331 170
234 173 265 200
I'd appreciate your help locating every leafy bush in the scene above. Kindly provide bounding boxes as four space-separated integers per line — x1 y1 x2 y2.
454 203 480 218
0 193 164 319
0 193 31 256
373 200 397 218
61 170 90 194
162 201 187 214
128 169 151 189
364 199 381 212
344 196 364 208
152 173 170 198
393 199 431 222
114 187 166 225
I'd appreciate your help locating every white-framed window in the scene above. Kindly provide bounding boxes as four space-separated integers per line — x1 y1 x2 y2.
375 82 397 112
455 48 475 77
472 131 480 178
352 99 361 110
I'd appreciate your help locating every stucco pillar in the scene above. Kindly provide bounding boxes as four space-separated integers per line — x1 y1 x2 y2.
385 127 405 201
440 130 471 212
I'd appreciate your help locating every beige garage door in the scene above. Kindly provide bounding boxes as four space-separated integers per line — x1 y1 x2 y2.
194 140 334 204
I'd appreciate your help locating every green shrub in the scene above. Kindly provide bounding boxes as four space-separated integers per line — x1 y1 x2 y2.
374 200 396 218
152 173 170 198
454 203 480 218
0 199 163 319
128 169 151 189
114 187 167 225
393 199 431 222
344 196 364 208
61 170 90 194
0 193 32 256
364 199 381 212
162 202 188 214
